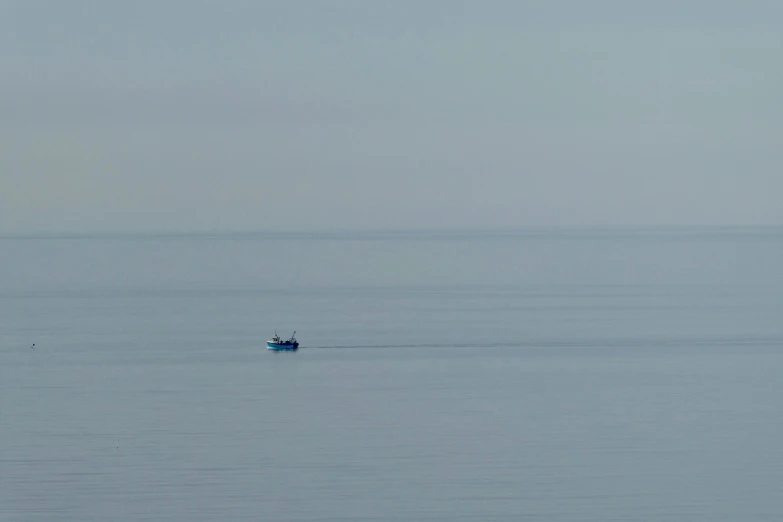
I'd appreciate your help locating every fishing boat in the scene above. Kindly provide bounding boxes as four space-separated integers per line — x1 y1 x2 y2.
267 331 299 351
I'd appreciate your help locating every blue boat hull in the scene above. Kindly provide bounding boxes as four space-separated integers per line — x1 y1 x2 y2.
267 342 299 351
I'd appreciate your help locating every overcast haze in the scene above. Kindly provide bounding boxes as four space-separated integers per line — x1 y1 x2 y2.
2 1 782 232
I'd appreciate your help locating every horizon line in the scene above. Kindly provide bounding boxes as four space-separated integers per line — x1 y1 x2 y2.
2 224 782 240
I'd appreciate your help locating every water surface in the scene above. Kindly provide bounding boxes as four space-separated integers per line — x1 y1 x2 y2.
2 228 782 521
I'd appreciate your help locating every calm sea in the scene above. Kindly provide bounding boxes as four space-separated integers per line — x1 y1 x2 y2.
2 228 782 521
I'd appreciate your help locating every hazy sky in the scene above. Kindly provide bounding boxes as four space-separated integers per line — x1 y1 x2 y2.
2 1 782 232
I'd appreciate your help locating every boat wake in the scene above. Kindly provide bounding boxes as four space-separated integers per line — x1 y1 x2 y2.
306 336 782 350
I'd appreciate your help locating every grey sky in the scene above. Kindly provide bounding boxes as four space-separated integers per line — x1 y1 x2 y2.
2 1 782 232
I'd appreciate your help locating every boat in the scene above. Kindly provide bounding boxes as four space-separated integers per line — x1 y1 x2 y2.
267 331 299 351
